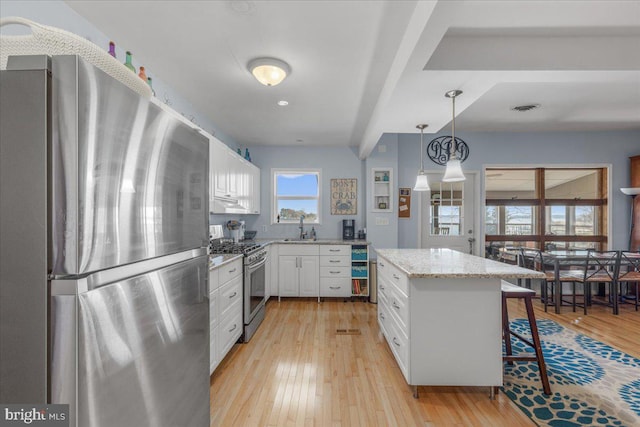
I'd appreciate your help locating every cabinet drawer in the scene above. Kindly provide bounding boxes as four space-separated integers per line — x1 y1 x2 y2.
219 275 243 319
387 284 409 334
319 266 350 277
385 316 409 382
319 255 350 267
209 267 220 292
279 244 319 256
218 301 242 360
377 257 408 296
218 258 243 285
319 245 350 256
378 274 392 302
377 302 390 337
209 289 219 327
320 278 351 297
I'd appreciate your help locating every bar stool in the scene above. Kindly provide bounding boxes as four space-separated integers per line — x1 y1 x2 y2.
501 281 551 395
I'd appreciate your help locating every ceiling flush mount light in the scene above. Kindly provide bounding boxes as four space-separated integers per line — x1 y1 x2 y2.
442 89 466 182
413 124 430 192
247 57 291 87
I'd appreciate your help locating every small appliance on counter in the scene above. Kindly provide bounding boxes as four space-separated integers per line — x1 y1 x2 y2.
342 219 355 240
357 228 366 240
226 220 246 242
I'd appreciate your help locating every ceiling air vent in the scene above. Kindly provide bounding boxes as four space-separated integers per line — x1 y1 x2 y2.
511 104 541 112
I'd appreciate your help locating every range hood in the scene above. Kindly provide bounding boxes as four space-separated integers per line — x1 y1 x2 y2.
212 196 247 214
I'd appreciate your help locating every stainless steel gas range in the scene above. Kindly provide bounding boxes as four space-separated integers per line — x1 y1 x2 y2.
209 233 267 342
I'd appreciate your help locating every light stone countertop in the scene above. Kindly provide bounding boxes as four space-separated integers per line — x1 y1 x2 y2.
208 254 243 270
376 248 545 279
255 238 370 246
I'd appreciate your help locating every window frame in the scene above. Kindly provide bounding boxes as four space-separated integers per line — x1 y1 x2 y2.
271 168 322 225
483 166 609 251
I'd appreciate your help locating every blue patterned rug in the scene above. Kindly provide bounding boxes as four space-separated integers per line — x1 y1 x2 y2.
502 318 640 427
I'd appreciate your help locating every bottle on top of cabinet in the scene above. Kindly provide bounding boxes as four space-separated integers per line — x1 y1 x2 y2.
138 66 147 81
146 77 155 96
124 51 135 73
108 41 116 58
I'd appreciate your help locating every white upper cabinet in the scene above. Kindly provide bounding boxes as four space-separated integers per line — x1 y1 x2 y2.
208 134 261 214
248 164 260 214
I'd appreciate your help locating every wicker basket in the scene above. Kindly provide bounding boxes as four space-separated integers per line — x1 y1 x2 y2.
0 16 152 98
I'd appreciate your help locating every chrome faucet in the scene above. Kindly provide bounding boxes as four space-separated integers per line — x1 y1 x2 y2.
299 215 306 240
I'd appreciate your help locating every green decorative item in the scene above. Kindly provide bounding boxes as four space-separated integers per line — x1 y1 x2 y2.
124 51 135 73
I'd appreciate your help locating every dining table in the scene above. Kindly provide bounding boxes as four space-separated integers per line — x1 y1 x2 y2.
509 249 640 315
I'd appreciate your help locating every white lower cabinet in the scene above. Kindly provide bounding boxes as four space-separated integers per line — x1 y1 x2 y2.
269 244 279 297
209 257 243 375
278 245 319 298
319 245 351 297
377 254 502 392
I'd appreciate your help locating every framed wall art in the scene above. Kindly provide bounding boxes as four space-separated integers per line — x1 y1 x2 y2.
330 178 357 215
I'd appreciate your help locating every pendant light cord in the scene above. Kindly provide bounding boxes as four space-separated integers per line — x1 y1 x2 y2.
420 127 424 171
451 94 457 160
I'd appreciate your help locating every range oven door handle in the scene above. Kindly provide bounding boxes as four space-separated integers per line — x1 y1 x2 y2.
246 256 267 273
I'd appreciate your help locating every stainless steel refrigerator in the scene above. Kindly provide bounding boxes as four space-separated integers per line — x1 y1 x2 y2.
0 55 210 426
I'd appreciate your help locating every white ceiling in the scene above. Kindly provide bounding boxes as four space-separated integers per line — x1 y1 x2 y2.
65 0 640 159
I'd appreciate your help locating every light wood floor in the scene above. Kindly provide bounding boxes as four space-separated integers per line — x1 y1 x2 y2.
210 296 640 427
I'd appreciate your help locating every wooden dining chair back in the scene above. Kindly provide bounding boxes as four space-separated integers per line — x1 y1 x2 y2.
519 248 580 312
577 250 621 314
618 251 640 311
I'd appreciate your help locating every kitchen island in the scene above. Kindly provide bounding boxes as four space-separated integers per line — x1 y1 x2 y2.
375 248 545 398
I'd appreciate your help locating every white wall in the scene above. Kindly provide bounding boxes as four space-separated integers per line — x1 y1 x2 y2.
365 134 399 258
232 145 366 241
397 129 640 250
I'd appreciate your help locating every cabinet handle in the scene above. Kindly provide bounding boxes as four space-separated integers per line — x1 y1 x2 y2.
380 313 385 320
379 262 385 267
329 249 340 252
392 301 400 310
392 274 400 280
380 285 385 291
329 286 341 290
229 268 237 273
229 324 237 332
330 271 340 274
229 292 237 299
392 337 400 347
329 260 340 263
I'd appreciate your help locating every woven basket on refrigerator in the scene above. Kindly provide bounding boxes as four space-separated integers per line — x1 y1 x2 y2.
0 16 152 98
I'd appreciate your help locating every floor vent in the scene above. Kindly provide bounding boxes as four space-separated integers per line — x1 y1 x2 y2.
336 328 361 335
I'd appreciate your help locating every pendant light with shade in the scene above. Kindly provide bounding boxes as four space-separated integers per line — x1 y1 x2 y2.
442 90 466 182
414 124 430 191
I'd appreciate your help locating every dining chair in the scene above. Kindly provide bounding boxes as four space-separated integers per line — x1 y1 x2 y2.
618 251 640 311
573 250 621 314
518 248 582 312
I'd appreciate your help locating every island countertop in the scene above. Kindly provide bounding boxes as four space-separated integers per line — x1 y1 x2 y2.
376 248 545 279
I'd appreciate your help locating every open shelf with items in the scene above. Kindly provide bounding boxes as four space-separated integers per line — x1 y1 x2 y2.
351 244 369 297
372 168 393 212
